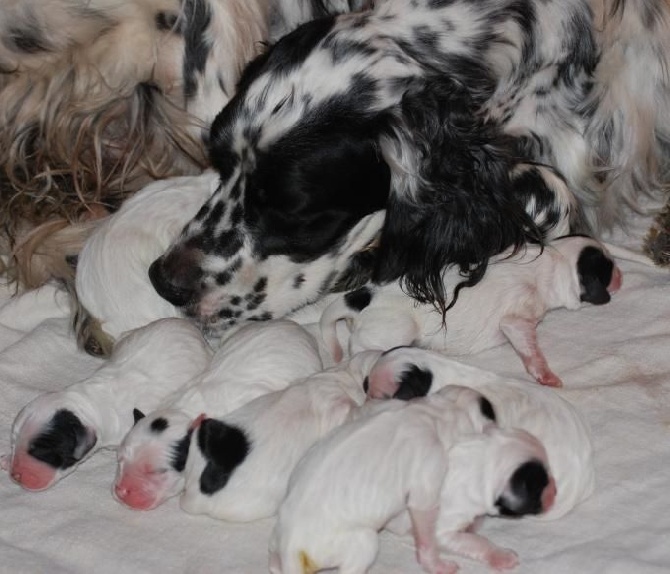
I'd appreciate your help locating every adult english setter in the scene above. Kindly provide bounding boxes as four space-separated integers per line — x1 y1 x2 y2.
149 0 670 339
0 0 370 285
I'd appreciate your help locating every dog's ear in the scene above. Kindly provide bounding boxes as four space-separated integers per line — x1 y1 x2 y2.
244 122 391 262
375 80 539 312
28 409 97 470
132 408 146 425
197 419 250 495
577 246 614 305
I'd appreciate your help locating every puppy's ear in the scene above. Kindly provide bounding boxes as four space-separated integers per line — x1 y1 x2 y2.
479 396 496 422
392 365 433 400
375 79 538 313
28 409 97 470
495 460 550 517
577 246 614 305
197 419 250 495
133 409 146 425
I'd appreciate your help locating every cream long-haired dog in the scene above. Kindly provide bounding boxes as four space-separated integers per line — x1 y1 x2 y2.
0 0 373 286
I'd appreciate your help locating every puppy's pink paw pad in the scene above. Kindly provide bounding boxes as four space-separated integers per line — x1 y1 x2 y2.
487 549 518 570
536 371 562 388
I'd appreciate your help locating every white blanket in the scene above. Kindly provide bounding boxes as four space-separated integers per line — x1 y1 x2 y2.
1 216 669 574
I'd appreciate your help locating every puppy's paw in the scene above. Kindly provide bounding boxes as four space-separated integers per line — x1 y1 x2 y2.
536 370 562 388
486 547 518 570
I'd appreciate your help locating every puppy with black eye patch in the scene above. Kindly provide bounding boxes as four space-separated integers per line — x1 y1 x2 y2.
367 345 594 521
268 385 547 574
178 350 384 522
1 318 212 491
320 235 622 387
382 425 556 572
113 320 323 510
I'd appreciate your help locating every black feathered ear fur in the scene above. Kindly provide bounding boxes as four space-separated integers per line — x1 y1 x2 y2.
375 79 542 313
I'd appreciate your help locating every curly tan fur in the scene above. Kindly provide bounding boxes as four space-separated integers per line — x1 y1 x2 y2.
0 0 271 287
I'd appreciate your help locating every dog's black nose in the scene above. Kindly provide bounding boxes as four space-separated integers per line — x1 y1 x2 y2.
149 251 200 307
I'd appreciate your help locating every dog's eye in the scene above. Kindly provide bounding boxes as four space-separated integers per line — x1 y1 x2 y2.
151 468 169 475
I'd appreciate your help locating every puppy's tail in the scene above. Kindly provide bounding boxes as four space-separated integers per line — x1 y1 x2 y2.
56 258 115 358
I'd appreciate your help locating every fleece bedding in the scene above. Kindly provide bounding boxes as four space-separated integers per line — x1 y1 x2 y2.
0 213 669 574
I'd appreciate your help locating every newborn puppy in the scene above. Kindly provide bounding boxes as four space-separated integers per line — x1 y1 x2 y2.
74 171 220 353
320 235 622 387
367 345 593 520
114 320 323 510
179 351 384 522
268 385 503 574
2 318 212 491
385 426 556 571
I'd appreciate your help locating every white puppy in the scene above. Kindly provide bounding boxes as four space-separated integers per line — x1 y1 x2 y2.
269 386 553 574
366 345 594 520
178 351 384 522
320 235 623 387
384 425 556 572
113 320 323 510
2 318 212 491
74 171 220 352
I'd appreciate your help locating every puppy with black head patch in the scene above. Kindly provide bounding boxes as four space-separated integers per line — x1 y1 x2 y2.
113 319 323 510
383 425 556 571
1 318 212 491
367 345 594 521
320 235 622 387
268 385 534 574
178 350 383 522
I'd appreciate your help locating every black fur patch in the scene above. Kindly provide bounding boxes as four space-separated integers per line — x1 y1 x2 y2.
577 246 614 305
133 409 146 425
155 11 180 33
150 418 169 433
27 409 97 470
171 430 194 473
479 396 496 422
496 460 549 517
182 0 212 100
392 365 434 400
344 286 372 311
197 419 251 495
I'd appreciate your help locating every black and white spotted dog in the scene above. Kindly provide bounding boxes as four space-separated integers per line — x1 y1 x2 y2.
319 235 623 387
149 0 670 340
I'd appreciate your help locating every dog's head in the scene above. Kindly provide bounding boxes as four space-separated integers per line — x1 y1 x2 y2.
149 18 391 338
150 11 575 336
551 235 622 306
487 427 556 518
114 409 195 510
364 345 437 400
6 393 98 491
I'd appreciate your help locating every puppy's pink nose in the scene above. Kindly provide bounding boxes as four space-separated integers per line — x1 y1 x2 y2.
542 476 557 512
609 266 623 294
